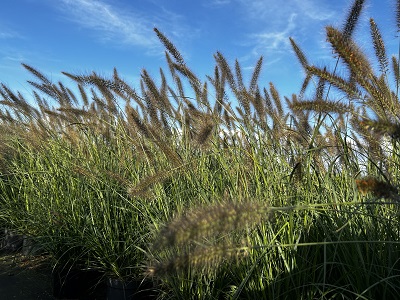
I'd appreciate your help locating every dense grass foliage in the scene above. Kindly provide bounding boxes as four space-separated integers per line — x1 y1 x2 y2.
2 0 400 298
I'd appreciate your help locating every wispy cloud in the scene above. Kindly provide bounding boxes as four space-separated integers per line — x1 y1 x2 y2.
238 0 334 23
205 0 232 6
250 13 297 52
3 55 26 62
236 0 337 63
0 25 23 40
56 0 159 48
293 0 334 21
52 0 198 57
0 32 17 39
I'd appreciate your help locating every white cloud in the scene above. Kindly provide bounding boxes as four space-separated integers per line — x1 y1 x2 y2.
0 32 16 39
293 0 334 21
234 0 339 64
0 25 23 40
207 0 231 6
3 55 26 62
57 0 159 48
238 0 334 23
240 13 300 61
251 13 297 51
53 0 198 57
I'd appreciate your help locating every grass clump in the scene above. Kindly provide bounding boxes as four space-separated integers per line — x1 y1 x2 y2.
1 0 400 299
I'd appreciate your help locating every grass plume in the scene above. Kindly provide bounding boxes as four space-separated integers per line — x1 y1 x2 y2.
152 200 271 251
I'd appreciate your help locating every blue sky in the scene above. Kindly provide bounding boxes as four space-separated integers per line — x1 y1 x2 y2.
0 0 399 101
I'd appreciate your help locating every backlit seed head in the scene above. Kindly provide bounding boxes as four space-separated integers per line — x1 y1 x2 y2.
355 177 398 198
